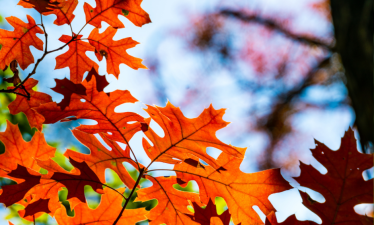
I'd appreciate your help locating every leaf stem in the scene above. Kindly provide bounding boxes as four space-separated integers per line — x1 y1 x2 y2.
112 168 145 225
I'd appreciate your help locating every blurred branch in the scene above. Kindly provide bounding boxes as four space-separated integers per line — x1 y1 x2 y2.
257 56 332 170
219 9 334 50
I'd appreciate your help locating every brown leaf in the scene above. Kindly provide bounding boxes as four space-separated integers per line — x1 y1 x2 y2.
294 128 373 224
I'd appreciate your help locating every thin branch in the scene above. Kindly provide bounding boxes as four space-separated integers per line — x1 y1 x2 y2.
113 168 145 225
219 9 334 50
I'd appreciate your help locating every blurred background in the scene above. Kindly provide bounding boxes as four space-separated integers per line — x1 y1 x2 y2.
0 0 372 224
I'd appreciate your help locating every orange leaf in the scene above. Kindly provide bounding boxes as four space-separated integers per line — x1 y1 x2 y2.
175 151 292 225
136 176 202 225
8 78 52 131
55 187 148 224
142 102 244 169
83 0 151 29
88 27 147 78
28 158 77 215
17 0 61 14
37 76 144 146
0 120 56 173
44 0 78 25
55 34 98 83
0 15 44 70
294 128 373 224
64 129 139 188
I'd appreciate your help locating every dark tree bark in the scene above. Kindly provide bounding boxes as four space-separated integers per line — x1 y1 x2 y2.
330 0 373 153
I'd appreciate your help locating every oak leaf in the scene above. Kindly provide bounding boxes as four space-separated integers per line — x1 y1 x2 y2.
136 175 203 225
26 158 79 216
37 76 144 146
83 0 151 29
55 34 98 83
51 78 86 110
64 129 139 188
294 128 373 225
51 158 104 203
175 151 292 225
55 187 148 224
88 27 147 78
265 212 318 225
0 15 44 70
142 102 244 169
22 198 51 217
0 120 56 173
86 67 109 92
188 199 231 225
8 78 52 130
44 0 78 25
17 0 61 14
0 165 41 207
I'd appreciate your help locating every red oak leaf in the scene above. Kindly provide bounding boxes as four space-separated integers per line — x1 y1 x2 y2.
136 176 203 225
294 128 373 225
0 15 44 70
37 76 144 146
8 78 52 131
55 187 148 224
83 0 151 29
55 34 98 83
86 67 109 92
0 120 56 173
44 0 78 25
51 78 86 110
64 129 140 188
0 165 41 207
88 27 147 78
265 212 318 225
175 151 292 225
141 102 244 169
50 158 104 203
17 0 61 14
22 198 51 217
188 199 231 225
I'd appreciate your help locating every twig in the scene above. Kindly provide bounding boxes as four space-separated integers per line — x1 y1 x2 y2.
113 168 145 225
0 15 76 96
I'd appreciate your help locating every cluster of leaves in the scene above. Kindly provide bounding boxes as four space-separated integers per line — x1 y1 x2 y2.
0 0 372 224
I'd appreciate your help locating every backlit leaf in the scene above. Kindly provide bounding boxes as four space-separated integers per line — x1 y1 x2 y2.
37 76 144 146
55 34 98 83
7 78 52 131
0 15 44 70
294 128 373 225
55 187 147 224
175 151 292 225
83 0 151 29
136 176 202 225
142 102 244 169
88 27 147 78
